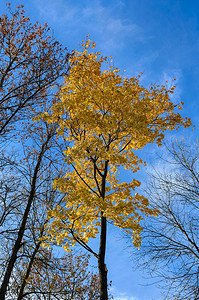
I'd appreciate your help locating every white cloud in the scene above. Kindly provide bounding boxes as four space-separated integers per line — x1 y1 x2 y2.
114 296 138 300
110 286 139 300
106 19 137 35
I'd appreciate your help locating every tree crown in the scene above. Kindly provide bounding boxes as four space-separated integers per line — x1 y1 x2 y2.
37 40 191 249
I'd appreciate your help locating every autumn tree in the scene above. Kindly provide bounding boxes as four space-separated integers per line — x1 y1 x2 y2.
0 118 100 299
37 40 192 299
130 140 199 300
0 4 73 298
0 3 69 138
0 121 58 299
20 251 100 299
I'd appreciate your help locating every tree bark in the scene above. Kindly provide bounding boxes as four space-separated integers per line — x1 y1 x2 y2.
98 213 108 300
98 159 109 300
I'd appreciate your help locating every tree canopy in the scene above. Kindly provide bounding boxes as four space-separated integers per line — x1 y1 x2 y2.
37 40 192 299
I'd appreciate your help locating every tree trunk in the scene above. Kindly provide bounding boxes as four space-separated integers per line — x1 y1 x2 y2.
0 191 36 299
98 213 108 300
17 239 42 300
0 133 52 299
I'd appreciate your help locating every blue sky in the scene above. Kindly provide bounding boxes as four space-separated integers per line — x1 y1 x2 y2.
1 0 199 299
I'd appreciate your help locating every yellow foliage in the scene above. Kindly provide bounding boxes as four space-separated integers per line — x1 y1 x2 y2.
40 40 191 249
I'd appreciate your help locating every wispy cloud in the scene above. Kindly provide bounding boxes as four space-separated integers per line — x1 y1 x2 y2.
110 286 139 300
35 0 78 23
34 0 147 53
161 69 182 101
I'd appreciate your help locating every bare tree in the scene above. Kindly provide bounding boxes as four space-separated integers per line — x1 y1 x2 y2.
0 122 57 299
130 140 199 300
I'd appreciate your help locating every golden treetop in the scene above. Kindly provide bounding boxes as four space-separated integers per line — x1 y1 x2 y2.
38 40 191 248
42 40 191 162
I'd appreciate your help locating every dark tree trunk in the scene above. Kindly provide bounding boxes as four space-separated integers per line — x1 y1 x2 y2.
98 213 108 300
98 159 109 300
0 133 52 300
17 239 42 300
